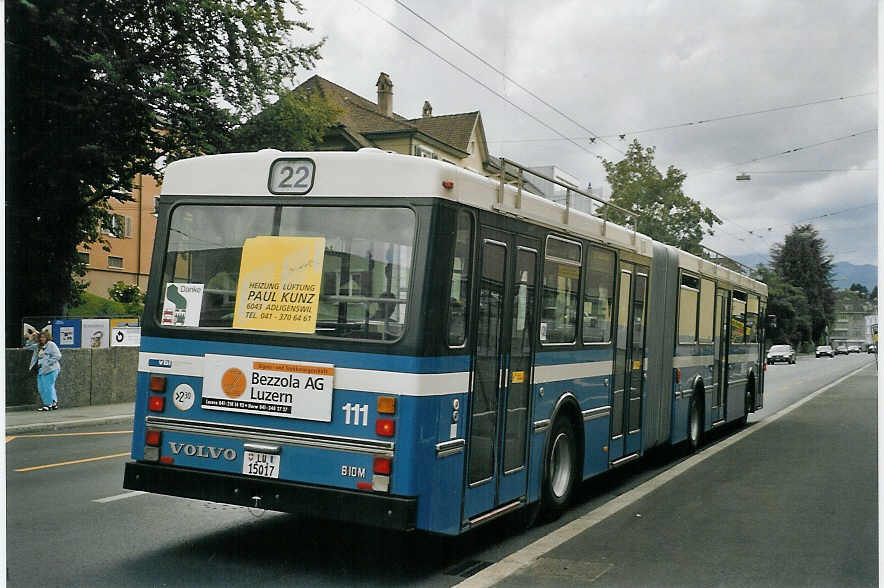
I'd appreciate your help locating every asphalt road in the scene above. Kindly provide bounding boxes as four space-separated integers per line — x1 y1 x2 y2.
6 352 876 587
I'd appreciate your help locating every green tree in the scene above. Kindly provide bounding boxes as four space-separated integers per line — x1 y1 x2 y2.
756 266 812 347
769 224 835 344
5 0 328 343
229 91 339 152
599 139 721 254
849 283 869 298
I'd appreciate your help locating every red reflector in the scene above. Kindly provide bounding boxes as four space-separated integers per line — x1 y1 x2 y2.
148 395 165 412
373 457 392 475
145 430 161 447
676 368 681 384
376 419 395 437
442 180 454 189
357 481 372 490
149 376 166 392
159 456 174 464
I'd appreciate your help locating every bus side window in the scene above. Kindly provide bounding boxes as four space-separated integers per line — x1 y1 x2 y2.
746 294 759 344
678 274 700 344
447 211 472 347
583 247 615 343
698 278 715 343
731 291 747 344
542 236 582 344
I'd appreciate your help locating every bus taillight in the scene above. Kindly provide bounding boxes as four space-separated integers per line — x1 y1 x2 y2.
377 396 396 414
144 430 161 462
149 376 167 392
373 457 392 475
145 430 161 447
148 395 165 412
376 419 395 437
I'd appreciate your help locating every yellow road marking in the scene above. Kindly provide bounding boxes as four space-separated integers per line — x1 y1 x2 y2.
6 436 16 443
15 452 130 472
12 430 132 439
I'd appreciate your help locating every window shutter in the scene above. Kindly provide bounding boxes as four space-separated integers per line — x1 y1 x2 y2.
125 216 133 238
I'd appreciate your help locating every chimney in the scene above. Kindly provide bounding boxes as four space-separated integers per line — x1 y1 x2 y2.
376 72 393 117
422 100 432 118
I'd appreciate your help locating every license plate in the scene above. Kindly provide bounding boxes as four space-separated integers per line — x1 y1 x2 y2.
242 451 280 479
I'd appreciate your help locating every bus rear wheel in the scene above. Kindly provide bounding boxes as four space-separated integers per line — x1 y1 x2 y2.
687 394 703 453
541 417 578 519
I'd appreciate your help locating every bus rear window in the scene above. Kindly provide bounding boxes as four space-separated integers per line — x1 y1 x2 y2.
160 205 416 341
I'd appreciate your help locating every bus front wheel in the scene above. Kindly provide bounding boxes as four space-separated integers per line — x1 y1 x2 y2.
541 417 578 519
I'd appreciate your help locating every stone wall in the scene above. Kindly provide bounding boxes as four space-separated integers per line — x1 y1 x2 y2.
6 347 138 408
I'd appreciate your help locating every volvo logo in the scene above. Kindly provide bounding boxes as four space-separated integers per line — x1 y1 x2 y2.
168 441 237 461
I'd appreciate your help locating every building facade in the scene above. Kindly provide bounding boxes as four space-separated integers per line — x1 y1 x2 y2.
76 173 160 297
830 290 876 348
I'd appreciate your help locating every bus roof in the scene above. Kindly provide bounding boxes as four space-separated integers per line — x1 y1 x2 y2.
162 148 767 297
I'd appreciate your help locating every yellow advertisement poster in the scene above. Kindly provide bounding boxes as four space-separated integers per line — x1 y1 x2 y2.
232 236 325 333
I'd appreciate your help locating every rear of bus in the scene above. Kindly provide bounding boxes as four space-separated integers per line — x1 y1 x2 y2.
124 151 470 534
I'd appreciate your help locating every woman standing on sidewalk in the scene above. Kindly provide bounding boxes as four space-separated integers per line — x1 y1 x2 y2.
25 331 61 411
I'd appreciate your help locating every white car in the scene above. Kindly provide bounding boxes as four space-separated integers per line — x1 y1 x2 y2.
815 345 834 358
767 344 796 365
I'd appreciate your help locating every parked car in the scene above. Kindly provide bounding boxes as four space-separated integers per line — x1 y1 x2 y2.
815 345 834 358
868 344 877 354
848 345 861 354
767 344 796 364
835 344 849 355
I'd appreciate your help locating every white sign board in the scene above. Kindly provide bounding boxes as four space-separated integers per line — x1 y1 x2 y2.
111 327 141 347
161 283 204 327
81 318 110 349
202 354 334 421
59 327 75 346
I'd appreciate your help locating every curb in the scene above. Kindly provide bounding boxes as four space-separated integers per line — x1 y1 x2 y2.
6 414 134 435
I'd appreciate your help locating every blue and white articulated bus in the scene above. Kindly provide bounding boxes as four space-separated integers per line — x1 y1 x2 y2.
124 148 767 535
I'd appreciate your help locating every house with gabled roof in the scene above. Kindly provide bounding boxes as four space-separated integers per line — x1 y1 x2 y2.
296 72 525 182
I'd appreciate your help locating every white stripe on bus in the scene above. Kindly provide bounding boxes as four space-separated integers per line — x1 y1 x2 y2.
534 361 613 383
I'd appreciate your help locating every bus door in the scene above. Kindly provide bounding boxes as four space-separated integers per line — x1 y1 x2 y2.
711 289 729 423
609 262 649 462
464 227 538 520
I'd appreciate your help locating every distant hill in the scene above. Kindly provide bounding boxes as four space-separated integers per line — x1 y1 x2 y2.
733 255 877 291
831 262 877 291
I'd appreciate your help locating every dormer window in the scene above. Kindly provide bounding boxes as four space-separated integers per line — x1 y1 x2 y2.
414 145 438 159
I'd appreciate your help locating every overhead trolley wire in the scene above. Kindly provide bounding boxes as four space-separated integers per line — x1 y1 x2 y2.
488 91 876 144
392 0 623 155
743 168 876 174
604 92 877 139
692 128 877 176
351 0 605 161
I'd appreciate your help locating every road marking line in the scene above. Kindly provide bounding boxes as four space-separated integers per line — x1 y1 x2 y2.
456 362 874 588
93 491 146 503
12 430 132 438
7 436 16 443
15 452 131 472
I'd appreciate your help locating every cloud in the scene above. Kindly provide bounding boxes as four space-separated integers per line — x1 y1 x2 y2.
296 0 878 265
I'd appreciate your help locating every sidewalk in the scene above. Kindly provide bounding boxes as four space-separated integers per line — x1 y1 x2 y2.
5 401 135 434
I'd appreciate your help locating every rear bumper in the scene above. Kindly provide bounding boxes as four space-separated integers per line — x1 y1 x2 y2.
124 461 417 530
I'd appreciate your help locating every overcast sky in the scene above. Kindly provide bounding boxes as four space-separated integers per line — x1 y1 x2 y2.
292 0 878 267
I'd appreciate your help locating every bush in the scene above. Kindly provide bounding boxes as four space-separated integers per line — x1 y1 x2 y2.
67 292 143 317
108 281 144 304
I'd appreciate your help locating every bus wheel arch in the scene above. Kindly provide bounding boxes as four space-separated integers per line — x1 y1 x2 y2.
540 394 583 519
